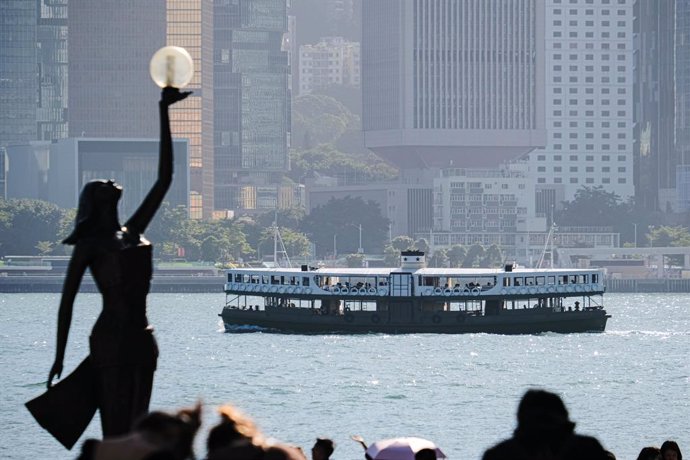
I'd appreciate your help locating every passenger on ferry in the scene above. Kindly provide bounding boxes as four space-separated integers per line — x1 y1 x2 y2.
574 301 580 311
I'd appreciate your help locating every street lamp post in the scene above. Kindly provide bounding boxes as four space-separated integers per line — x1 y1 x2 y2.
357 223 363 254
333 234 337 258
632 223 637 248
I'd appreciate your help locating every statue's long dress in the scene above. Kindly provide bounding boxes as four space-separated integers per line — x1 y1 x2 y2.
89 243 158 437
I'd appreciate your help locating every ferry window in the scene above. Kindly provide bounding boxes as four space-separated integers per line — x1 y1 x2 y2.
536 276 545 285
581 275 588 283
302 277 310 286
262 275 269 284
592 274 598 283
569 275 577 284
227 274 232 282
514 277 522 286
547 276 555 285
525 277 535 285
234 274 242 282
503 278 511 287
271 276 280 284
560 275 568 285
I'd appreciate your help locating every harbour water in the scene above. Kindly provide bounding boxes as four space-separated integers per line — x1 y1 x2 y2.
1 293 688 459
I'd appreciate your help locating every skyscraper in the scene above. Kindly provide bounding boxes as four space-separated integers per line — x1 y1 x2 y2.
0 2 39 148
166 0 215 218
213 0 291 215
362 0 546 169
37 0 69 142
67 0 166 138
634 0 675 211
529 0 635 203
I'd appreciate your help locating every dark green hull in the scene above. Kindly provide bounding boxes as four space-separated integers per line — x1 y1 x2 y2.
220 305 610 335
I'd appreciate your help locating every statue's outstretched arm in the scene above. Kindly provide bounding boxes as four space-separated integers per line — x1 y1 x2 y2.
125 87 191 235
48 244 89 388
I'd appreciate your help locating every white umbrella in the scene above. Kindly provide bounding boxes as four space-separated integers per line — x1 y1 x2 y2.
365 437 447 460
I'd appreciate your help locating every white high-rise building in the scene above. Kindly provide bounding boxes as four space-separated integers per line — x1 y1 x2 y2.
528 0 635 204
362 0 546 169
299 37 360 95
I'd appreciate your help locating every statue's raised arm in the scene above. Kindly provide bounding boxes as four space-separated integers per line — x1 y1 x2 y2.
125 87 191 236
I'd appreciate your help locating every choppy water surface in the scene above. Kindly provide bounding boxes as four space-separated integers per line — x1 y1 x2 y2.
1 293 688 459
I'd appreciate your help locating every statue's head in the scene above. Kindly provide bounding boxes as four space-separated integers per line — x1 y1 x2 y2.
62 179 122 245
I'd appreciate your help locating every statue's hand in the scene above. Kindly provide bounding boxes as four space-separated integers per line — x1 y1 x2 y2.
47 360 63 389
161 87 192 106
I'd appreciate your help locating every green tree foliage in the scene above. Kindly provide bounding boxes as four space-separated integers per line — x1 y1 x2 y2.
557 186 630 228
300 196 389 257
414 238 430 254
383 245 400 267
390 236 415 252
446 245 467 268
257 227 311 260
647 226 690 247
480 244 504 268
254 208 305 231
0 199 67 256
289 144 397 184
291 94 358 149
346 253 365 268
462 243 485 268
428 248 449 268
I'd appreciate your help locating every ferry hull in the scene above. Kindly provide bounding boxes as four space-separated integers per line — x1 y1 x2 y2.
220 307 609 335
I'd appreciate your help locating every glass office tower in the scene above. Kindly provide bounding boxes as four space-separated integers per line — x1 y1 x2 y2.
213 0 291 214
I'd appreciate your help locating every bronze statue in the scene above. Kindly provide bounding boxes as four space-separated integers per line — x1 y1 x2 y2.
28 87 190 447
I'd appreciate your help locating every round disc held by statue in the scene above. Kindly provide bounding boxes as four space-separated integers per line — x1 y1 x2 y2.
149 46 194 88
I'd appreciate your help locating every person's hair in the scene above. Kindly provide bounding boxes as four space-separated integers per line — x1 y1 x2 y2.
313 438 335 458
134 402 202 460
637 447 661 460
207 404 262 453
516 389 575 430
661 441 683 460
415 448 437 460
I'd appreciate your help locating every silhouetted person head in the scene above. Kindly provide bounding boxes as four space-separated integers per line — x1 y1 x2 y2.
63 179 123 244
207 404 262 455
415 448 437 460
311 438 335 460
661 441 683 460
79 402 202 460
133 402 202 460
514 389 576 449
637 447 661 460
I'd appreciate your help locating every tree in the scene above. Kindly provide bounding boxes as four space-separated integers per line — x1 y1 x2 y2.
447 245 466 268
480 244 503 268
300 196 389 257
346 253 365 268
557 186 630 228
428 248 448 268
255 207 305 231
390 236 414 252
647 226 690 247
462 243 485 268
383 245 400 267
0 199 67 256
414 238 430 255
